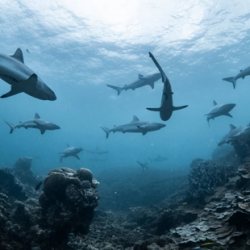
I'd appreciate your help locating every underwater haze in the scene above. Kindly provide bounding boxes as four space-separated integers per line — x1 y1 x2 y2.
0 0 250 177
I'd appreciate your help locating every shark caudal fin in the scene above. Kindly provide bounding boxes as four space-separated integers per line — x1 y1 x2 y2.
5 121 15 134
106 85 122 95
223 77 237 89
100 126 110 139
173 105 188 111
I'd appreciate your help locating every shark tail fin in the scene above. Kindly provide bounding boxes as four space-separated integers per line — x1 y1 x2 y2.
223 77 236 89
106 84 122 95
100 126 110 139
5 121 15 134
173 105 188 111
146 107 161 112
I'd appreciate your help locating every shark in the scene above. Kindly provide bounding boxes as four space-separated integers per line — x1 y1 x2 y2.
5 113 60 134
146 52 188 121
205 101 236 125
218 124 243 146
223 66 250 89
59 145 83 162
149 155 168 163
137 161 148 171
229 125 250 141
84 147 109 155
106 73 161 95
0 48 56 100
100 115 166 139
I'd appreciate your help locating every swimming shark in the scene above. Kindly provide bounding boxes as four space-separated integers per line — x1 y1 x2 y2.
218 124 243 146
205 101 236 125
137 161 148 171
100 115 166 139
0 48 56 100
59 145 83 162
149 155 168 163
229 125 250 141
84 147 109 155
106 73 161 95
223 66 250 89
5 113 60 134
146 52 188 121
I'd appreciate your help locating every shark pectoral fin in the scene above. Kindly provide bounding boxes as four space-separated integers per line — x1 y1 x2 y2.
1 86 23 98
173 105 188 111
146 107 161 112
149 83 154 89
225 113 233 118
74 155 80 160
40 128 46 135
137 126 147 135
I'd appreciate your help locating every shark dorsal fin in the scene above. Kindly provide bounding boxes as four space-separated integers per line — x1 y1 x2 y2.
34 113 40 119
132 115 139 122
138 74 144 79
11 48 24 63
213 100 217 106
229 124 236 130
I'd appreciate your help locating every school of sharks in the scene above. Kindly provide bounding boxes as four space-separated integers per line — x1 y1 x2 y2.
1 48 250 164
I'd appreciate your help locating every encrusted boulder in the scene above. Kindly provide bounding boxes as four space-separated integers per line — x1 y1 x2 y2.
13 157 39 186
0 169 27 201
188 159 233 201
39 167 99 247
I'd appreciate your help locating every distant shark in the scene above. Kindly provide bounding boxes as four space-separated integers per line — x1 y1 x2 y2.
137 161 148 171
84 147 109 155
107 73 161 95
223 66 250 89
218 124 243 146
149 155 168 163
60 145 83 162
5 113 60 134
100 115 166 139
146 52 188 121
205 100 236 125
0 48 56 100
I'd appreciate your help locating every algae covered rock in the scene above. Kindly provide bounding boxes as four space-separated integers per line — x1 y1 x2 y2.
39 167 99 237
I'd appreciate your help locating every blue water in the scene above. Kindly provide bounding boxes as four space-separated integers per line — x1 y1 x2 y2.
0 0 250 178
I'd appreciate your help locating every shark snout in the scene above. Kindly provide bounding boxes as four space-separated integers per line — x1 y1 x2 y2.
157 123 166 128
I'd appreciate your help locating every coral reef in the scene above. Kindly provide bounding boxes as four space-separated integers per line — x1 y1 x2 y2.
0 165 99 250
188 159 236 201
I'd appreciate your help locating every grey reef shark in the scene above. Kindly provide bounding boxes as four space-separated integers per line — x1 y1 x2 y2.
84 147 109 155
106 72 161 95
59 145 83 162
146 52 188 121
0 48 56 100
223 66 250 89
100 115 166 139
205 100 236 125
218 124 243 146
5 113 60 134
149 155 168 163
137 161 148 171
